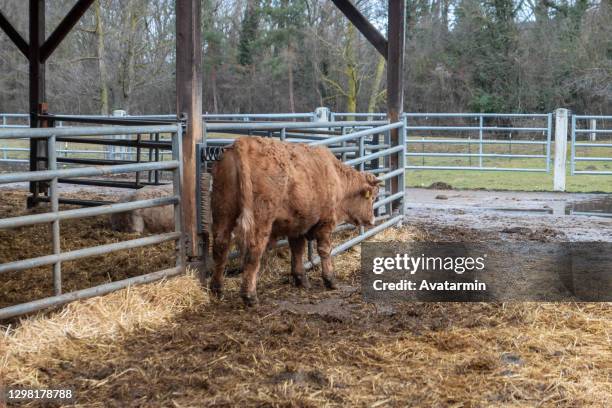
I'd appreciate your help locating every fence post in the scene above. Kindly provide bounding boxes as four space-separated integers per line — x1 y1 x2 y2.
110 109 127 160
554 108 568 192
478 115 483 168
590 118 597 142
315 107 330 122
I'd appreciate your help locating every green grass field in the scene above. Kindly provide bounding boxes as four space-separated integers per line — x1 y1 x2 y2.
405 137 612 193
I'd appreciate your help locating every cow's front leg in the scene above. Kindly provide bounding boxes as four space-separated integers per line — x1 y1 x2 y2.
316 226 337 290
289 236 310 288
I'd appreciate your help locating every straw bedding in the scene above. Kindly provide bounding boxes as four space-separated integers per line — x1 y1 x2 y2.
0 189 610 407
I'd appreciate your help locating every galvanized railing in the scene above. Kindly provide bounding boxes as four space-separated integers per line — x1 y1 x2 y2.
404 113 553 172
0 124 185 320
199 120 406 267
571 115 612 175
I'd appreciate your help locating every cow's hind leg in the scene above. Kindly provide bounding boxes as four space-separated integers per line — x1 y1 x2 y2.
289 236 310 289
241 224 272 307
210 216 235 298
316 226 337 290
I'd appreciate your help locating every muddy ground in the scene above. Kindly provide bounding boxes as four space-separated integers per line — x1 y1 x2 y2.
1 186 611 407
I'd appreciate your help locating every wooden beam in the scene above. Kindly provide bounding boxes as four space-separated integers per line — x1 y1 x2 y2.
0 10 29 57
386 0 405 205
40 0 95 62
331 0 388 59
28 0 47 208
176 0 203 259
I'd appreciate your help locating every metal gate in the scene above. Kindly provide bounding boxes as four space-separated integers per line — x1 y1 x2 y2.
0 124 185 320
571 115 612 175
404 113 552 172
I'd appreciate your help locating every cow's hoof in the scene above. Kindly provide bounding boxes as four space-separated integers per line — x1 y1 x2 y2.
323 277 338 290
209 281 224 298
293 274 311 289
241 292 259 307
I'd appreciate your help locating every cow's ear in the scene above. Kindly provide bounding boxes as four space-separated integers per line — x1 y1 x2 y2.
365 173 379 186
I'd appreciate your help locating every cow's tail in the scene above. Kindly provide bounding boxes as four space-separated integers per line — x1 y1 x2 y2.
234 141 254 249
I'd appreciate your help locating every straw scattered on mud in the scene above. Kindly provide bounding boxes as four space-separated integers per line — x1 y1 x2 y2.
0 189 610 407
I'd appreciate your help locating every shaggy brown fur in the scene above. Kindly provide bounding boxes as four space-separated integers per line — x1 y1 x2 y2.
210 137 379 306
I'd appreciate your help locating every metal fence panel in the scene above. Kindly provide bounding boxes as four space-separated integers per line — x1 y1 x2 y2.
571 115 612 175
0 124 185 320
403 113 552 172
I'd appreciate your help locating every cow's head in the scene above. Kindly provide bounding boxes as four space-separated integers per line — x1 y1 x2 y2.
344 172 380 227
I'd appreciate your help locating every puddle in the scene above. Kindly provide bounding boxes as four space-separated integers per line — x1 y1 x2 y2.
566 196 612 218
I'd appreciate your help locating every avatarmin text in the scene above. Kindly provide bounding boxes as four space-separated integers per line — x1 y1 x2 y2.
373 280 487 291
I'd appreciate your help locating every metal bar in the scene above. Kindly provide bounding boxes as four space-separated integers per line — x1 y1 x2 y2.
311 123 403 147
55 137 171 149
57 178 167 189
573 170 612 175
47 135 61 295
571 114 576 175
406 113 550 118
345 145 404 166
172 125 186 269
57 157 136 165
574 157 612 162
40 0 95 61
0 160 178 184
406 139 547 145
572 115 612 120
330 0 388 59
39 115 176 126
0 197 178 230
0 124 180 139
206 120 387 131
479 116 483 168
546 113 552 173
405 126 547 132
0 232 180 275
398 121 406 217
0 10 29 57
36 197 112 207
203 113 314 119
404 152 546 158
405 165 548 172
574 129 612 134
0 266 183 320
573 143 612 147
303 215 403 270
374 192 404 210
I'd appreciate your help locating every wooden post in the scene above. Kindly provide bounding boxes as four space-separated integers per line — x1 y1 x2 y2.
554 108 568 192
386 0 405 211
27 0 46 208
176 0 203 259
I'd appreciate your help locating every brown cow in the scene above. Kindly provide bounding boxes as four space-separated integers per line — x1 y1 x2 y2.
110 184 174 233
210 136 380 306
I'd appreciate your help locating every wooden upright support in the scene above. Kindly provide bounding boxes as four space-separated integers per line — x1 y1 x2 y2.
386 0 405 209
27 0 46 207
176 0 203 259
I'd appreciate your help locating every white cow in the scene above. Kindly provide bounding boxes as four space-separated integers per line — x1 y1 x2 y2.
110 184 174 233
